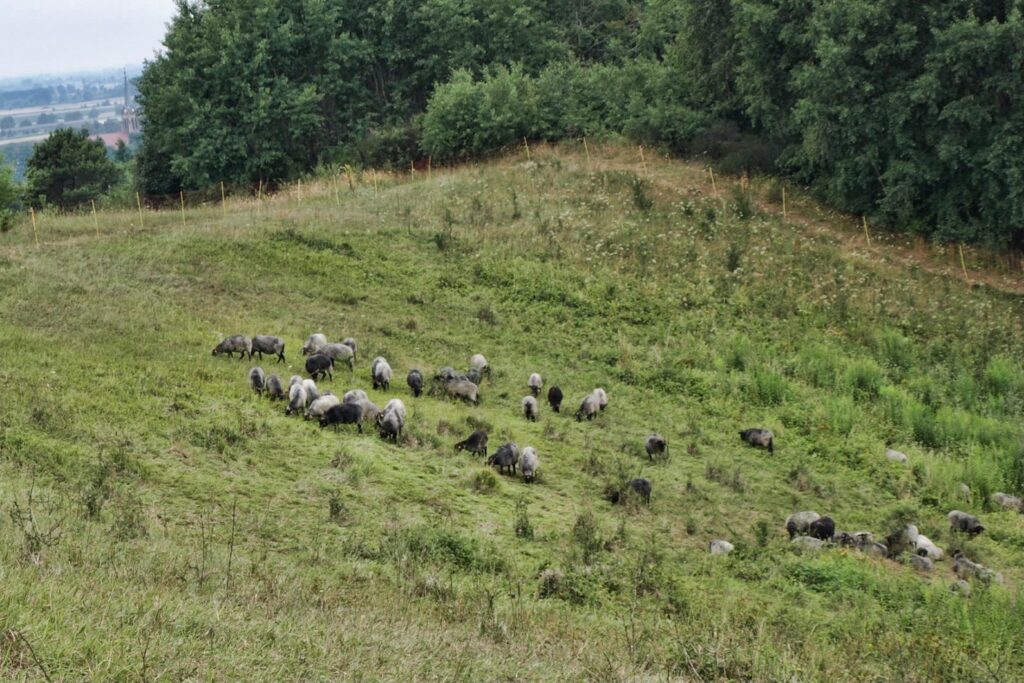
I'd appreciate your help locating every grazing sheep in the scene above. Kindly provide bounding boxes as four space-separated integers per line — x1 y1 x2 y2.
528 373 543 397
321 343 355 372
353 398 381 424
377 399 406 441
435 367 459 383
785 511 821 539
212 335 252 360
834 531 856 547
251 335 286 363
709 539 734 556
301 333 327 356
520 447 539 482
470 354 489 377
301 379 319 406
858 540 888 558
951 579 972 597
886 448 909 465
342 337 357 359
522 396 539 422
407 369 424 397
993 492 1023 512
808 516 835 542
952 551 998 583
249 367 266 395
288 375 303 389
342 389 368 404
547 386 563 413
958 482 972 501
320 402 364 432
455 430 488 456
948 510 985 536
306 354 333 381
593 388 608 411
488 443 520 476
286 382 307 416
575 393 600 421
446 379 480 404
305 394 341 421
611 478 652 505
645 434 667 461
914 534 944 561
371 357 393 390
739 428 774 453
910 555 934 573
885 524 919 558
791 536 826 551
265 374 285 400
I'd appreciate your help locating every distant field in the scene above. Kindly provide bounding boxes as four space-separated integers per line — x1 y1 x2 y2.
0 145 1022 681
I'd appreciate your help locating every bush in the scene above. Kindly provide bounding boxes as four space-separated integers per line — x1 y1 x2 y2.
844 359 885 400
876 329 914 379
751 367 789 406
984 355 1022 396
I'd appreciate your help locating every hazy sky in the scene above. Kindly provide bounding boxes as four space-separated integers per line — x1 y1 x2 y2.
0 0 177 79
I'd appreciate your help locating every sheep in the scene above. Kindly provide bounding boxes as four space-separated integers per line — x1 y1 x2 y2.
785 511 821 539
791 536 826 551
466 368 483 385
522 396 539 422
265 374 285 400
435 367 459 383
951 579 972 597
301 379 319 406
914 534 944 561
993 492 1023 512
288 375 303 389
371 357 393 390
858 540 888 558
528 373 543 397
593 388 608 411
455 430 488 457
249 367 266 395
488 443 519 476
343 389 368 404
321 343 355 372
910 555 934 573
575 393 600 421
407 369 424 397
952 551 998 583
886 448 909 465
286 382 307 416
709 539 734 556
251 335 286 363
808 516 835 542
377 399 406 441
958 482 972 501
948 510 985 536
306 354 333 381
610 479 652 505
301 333 327 356
520 447 539 482
547 386 563 413
470 353 489 377
320 402 364 432
305 394 341 421
645 434 667 461
446 379 479 404
353 398 381 424
342 337 357 359
885 524 919 557
739 428 774 453
212 335 252 360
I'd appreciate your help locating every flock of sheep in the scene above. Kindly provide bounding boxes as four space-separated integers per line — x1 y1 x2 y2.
213 332 1005 593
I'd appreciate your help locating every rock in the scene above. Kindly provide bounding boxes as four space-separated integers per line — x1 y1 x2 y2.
709 539 734 556
886 448 908 465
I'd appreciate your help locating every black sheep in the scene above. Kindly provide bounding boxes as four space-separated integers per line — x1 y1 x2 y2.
455 430 489 457
739 428 774 453
611 478 652 505
488 443 520 475
407 369 424 397
547 386 563 413
305 353 333 381
319 402 363 432
808 516 835 541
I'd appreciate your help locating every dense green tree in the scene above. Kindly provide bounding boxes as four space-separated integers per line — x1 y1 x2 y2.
25 128 121 210
0 153 20 231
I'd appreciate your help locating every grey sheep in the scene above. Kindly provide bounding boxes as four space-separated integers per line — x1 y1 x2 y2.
446 379 480 404
466 367 483 385
709 539 734 556
575 393 600 421
993 492 1023 512
886 448 909 465
791 536 826 551
488 443 520 475
740 428 774 453
785 511 820 539
948 510 985 536
435 367 459 383
321 343 355 371
455 430 488 456
371 357 393 390
249 367 266 395
470 353 489 376
286 382 307 416
626 478 652 505
520 447 539 482
353 398 381 423
251 335 286 363
212 335 251 360
593 387 608 411
288 375 303 389
305 354 333 381
522 396 539 422
952 551 999 583
342 337 357 359
528 373 543 397
265 374 285 400
910 555 934 573
301 333 327 356
301 379 320 406
914 534 944 561
377 398 406 441
343 389 368 404
407 369 424 397
645 434 667 460
305 394 341 421
320 403 364 432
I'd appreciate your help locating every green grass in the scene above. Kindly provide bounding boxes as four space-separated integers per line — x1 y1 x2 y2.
1 145 1024 680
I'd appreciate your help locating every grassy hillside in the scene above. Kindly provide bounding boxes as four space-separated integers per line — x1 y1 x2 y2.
1 145 1023 681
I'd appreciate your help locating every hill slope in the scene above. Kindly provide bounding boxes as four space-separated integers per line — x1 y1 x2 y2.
1 145 1023 681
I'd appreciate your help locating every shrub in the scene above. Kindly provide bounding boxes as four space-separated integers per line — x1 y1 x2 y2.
792 343 838 388
726 334 754 371
826 396 857 437
984 355 1022 396
471 469 498 493
876 329 914 379
514 498 534 539
844 359 885 400
751 367 789 406
572 511 604 565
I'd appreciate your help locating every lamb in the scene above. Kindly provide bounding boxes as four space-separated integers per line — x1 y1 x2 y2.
528 373 543 397
305 354 333 381
446 379 480 404
249 367 266 394
305 394 341 421
488 443 520 475
455 430 488 457
547 386 563 413
992 492 1023 512
407 369 424 397
343 389 368 404
251 335 286 363
645 434 667 461
321 343 355 372
301 379 319 406
371 357 393 390
265 374 285 400
342 337 357 359
575 393 600 421
709 539 734 556
785 511 821 539
320 402 364 432
948 510 985 536
470 354 489 377
286 382 307 416
739 428 774 453
377 399 406 441
520 447 539 482
522 396 539 422
301 333 327 356
212 335 252 360
914 534 944 561
593 387 608 411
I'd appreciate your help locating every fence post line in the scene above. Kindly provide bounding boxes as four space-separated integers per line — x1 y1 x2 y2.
136 192 144 228
708 167 717 195
583 137 591 167
180 190 186 227
959 244 970 283
91 199 99 237
257 178 263 211
524 138 531 161
30 207 38 246
373 169 378 196
639 145 647 176
221 181 227 215
862 216 872 247
782 186 787 219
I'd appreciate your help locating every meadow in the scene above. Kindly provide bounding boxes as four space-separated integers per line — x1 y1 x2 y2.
1 144 1023 681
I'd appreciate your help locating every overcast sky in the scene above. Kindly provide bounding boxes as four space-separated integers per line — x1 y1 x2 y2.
0 0 177 79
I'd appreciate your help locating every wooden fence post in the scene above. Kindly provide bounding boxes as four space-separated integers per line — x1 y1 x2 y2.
30 207 38 246
91 199 99 237
136 192 145 228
